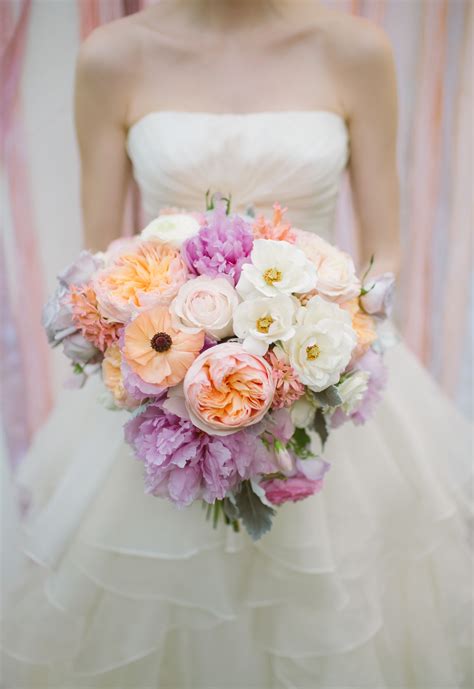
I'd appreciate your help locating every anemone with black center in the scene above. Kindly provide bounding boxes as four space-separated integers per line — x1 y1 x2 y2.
150 331 173 352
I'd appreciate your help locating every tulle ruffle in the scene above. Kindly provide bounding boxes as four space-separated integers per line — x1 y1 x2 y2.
2 343 473 688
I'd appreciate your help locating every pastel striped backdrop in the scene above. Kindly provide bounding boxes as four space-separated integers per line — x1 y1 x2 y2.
1 0 472 469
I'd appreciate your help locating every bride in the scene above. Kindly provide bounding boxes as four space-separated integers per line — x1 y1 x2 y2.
3 1 472 687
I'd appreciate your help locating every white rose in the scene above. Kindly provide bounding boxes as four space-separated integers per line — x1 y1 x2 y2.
42 285 76 345
233 294 297 355
140 213 200 248
170 275 239 339
337 370 370 414
360 273 395 317
294 230 361 303
290 395 316 428
236 239 317 299
285 296 356 392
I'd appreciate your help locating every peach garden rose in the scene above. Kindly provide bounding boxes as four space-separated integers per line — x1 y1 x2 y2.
94 240 188 323
183 342 276 436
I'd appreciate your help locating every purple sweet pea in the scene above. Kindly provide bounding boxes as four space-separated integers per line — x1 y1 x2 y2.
182 202 253 286
360 273 396 318
331 349 388 428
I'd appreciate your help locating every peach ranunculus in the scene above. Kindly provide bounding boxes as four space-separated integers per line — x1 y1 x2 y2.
183 342 276 436
102 343 139 408
252 203 297 243
93 241 188 323
294 229 361 303
342 299 377 361
122 305 204 388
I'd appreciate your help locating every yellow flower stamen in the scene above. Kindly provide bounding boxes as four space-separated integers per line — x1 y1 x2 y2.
263 267 282 285
306 344 321 361
256 315 274 333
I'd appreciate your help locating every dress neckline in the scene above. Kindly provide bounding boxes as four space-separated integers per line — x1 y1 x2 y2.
127 109 348 140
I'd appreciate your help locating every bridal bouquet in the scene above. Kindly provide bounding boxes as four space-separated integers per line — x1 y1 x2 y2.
43 195 395 539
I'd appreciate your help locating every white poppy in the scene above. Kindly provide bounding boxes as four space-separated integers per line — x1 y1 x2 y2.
233 294 297 355
285 296 356 392
236 239 317 299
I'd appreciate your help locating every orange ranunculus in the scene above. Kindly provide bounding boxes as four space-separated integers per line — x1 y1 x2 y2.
342 298 377 361
183 342 275 436
122 305 204 388
93 241 188 323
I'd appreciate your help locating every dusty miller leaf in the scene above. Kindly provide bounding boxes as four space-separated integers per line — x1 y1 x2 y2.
312 386 342 408
312 408 329 449
234 480 275 541
222 497 240 522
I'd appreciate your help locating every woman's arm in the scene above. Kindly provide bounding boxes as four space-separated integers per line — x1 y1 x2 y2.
74 29 133 252
337 21 401 275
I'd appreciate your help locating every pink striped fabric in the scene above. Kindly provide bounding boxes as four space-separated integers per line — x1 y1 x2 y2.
1 0 53 465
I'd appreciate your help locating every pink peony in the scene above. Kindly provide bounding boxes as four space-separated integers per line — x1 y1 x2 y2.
182 202 254 286
125 402 274 507
183 342 276 436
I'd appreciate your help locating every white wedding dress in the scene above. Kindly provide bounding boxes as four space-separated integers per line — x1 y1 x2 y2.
3 111 473 689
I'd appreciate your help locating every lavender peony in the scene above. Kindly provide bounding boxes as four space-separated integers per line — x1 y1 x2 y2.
182 203 253 286
125 403 274 507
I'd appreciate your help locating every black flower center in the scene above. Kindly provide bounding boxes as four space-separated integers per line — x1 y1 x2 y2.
150 332 172 353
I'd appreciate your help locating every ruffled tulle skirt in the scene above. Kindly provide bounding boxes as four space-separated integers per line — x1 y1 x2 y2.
2 342 473 688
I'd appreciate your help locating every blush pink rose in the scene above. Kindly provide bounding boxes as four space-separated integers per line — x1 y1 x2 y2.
262 474 324 506
183 342 276 436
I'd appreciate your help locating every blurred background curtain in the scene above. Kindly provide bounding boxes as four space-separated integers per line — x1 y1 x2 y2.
1 0 472 469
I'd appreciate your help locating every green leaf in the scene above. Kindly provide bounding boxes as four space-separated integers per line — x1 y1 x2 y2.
288 427 314 458
234 480 275 541
312 408 329 449
312 386 342 408
361 254 375 284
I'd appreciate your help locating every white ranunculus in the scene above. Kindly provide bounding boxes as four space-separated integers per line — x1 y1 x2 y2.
290 395 316 428
360 273 396 318
294 230 361 303
140 213 200 248
170 275 239 339
285 296 356 392
233 294 297 355
236 239 317 299
337 370 370 414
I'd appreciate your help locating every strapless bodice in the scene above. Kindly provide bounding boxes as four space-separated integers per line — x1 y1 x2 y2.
127 110 349 239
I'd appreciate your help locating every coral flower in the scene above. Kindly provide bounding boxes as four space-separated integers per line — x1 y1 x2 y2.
264 347 305 409
122 305 204 388
342 299 377 361
252 203 297 243
70 283 121 352
94 241 188 323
